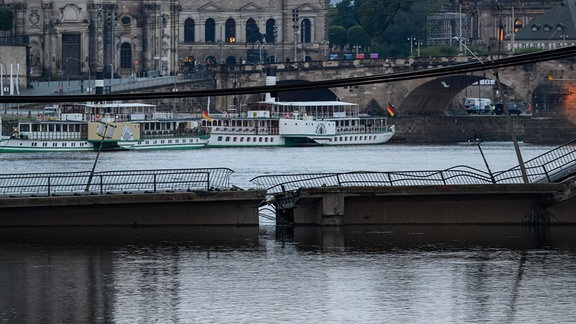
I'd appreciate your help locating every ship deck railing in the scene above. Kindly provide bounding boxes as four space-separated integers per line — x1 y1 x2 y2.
15 132 86 141
336 126 393 134
212 126 280 135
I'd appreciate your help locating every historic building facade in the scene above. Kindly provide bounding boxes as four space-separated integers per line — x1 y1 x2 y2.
436 0 564 49
1 0 329 79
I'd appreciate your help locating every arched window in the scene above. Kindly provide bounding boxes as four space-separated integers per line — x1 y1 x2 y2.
120 42 132 69
300 19 311 43
265 19 276 43
225 18 236 43
205 18 215 43
246 18 261 43
184 18 195 42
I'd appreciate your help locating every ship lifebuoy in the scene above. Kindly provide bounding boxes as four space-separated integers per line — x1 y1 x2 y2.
95 114 100 121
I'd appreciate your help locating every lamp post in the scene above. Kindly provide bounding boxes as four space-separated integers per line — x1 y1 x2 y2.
455 36 529 183
417 41 423 57
407 36 415 56
66 57 91 93
459 2 463 54
0 61 7 96
292 9 299 62
475 140 496 184
85 122 116 192
66 58 70 86
0 61 9 115
257 40 262 63
218 40 223 64
273 24 278 63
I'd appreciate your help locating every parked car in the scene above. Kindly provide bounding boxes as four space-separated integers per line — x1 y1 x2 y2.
494 102 522 116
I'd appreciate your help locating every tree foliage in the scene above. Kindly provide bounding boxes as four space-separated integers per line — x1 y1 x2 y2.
0 8 14 31
328 0 450 57
328 25 347 51
347 25 371 49
330 0 357 29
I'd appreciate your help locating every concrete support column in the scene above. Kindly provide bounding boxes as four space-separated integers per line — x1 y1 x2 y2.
321 193 345 226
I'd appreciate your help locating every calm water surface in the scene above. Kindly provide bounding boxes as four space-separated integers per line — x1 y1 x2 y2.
1 143 575 323
0 226 575 323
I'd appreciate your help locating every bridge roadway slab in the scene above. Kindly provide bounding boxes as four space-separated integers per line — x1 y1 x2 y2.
276 182 576 226
0 190 266 226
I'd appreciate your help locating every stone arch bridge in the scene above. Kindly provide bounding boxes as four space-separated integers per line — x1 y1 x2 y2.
215 56 575 114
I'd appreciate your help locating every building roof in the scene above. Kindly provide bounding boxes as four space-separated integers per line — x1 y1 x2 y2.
514 1 576 41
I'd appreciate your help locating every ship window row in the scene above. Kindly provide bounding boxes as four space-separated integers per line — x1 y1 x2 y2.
331 135 376 142
28 142 87 147
20 123 83 133
142 123 175 131
142 138 199 145
217 136 275 143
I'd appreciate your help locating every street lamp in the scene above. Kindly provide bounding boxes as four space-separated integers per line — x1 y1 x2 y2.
292 9 299 62
417 41 423 57
0 61 7 96
273 24 278 63
354 44 360 57
218 40 223 64
0 61 9 115
66 57 91 93
454 35 529 183
257 40 262 63
407 36 416 56
85 122 116 192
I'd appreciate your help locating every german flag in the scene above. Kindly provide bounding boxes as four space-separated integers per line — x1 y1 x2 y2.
387 103 396 117
202 110 212 122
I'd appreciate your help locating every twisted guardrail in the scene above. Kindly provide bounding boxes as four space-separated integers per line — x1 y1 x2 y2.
494 139 576 183
250 166 494 195
251 139 576 194
2 139 575 198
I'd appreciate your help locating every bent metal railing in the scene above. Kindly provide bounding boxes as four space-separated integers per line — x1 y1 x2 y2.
494 139 576 183
251 139 576 194
0 168 234 197
250 166 494 195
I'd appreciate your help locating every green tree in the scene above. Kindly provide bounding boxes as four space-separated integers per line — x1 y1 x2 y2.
0 8 14 31
330 0 357 29
420 45 459 57
353 0 401 37
328 25 347 51
329 0 452 57
347 25 371 50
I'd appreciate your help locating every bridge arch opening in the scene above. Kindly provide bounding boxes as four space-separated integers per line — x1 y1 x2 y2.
399 75 522 115
275 80 338 102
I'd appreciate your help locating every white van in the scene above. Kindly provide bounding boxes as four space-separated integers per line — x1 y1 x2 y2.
463 98 492 114
42 105 59 120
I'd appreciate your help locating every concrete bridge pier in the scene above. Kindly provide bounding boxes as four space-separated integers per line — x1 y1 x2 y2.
321 193 345 226
0 190 266 226
274 182 576 226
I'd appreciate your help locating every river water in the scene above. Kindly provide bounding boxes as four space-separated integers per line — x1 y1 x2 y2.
1 143 575 323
